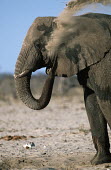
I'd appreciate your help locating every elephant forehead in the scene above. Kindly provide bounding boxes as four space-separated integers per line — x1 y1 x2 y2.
24 17 56 44
32 17 56 34
34 17 56 26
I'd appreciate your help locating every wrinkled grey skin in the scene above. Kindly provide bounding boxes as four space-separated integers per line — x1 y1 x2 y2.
14 13 111 165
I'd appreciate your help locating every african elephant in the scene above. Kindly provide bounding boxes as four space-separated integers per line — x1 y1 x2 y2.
14 13 111 165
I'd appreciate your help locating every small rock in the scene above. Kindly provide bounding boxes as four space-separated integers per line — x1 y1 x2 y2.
105 165 111 168
44 145 46 149
42 152 47 155
23 142 35 149
105 165 111 170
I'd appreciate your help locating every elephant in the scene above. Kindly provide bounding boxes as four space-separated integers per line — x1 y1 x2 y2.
14 13 111 165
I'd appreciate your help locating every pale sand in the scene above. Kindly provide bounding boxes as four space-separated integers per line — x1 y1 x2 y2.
0 88 111 169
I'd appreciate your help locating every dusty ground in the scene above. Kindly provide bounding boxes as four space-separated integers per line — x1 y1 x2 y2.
0 88 111 170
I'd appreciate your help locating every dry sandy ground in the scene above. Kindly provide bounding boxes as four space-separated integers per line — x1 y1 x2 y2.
0 88 111 170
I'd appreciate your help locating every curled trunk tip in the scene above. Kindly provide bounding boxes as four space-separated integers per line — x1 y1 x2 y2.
15 74 55 110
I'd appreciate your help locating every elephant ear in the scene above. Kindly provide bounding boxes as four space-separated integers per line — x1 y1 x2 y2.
53 15 111 77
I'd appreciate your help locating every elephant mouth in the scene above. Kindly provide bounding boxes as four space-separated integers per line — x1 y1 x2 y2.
46 67 68 77
46 56 57 76
46 67 53 75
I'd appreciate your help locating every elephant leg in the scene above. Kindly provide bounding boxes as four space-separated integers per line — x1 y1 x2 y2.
84 87 111 165
97 97 111 129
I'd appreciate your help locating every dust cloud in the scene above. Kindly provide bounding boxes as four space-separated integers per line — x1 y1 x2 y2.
46 0 111 57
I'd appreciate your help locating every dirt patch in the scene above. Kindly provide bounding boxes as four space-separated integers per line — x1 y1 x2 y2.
0 153 98 169
0 95 111 169
0 135 27 141
1 153 111 170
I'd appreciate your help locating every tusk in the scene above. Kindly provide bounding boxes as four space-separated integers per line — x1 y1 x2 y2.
14 70 31 79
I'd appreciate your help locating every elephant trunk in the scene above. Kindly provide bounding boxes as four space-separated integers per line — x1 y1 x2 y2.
15 74 54 110
14 46 55 110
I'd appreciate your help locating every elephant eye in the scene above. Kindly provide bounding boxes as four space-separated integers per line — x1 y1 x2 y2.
34 41 41 50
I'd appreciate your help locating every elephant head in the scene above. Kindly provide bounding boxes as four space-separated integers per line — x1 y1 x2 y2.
14 13 111 110
14 17 56 110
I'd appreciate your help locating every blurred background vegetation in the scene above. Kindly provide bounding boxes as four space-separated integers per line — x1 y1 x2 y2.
0 73 80 102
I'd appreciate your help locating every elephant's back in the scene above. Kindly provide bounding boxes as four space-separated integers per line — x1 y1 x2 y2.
81 13 111 19
80 13 111 29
